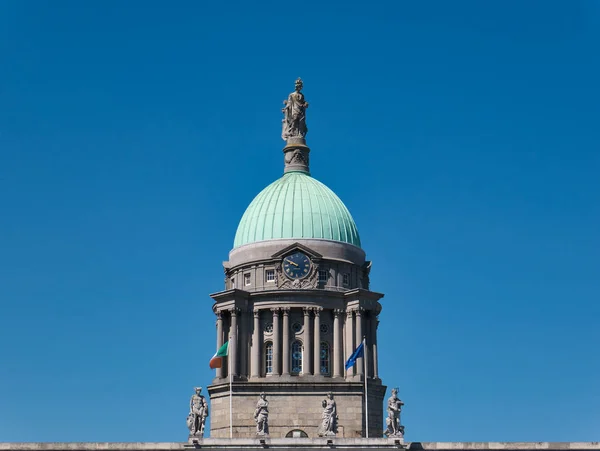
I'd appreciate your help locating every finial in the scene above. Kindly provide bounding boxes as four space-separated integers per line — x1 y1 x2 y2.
282 78 311 174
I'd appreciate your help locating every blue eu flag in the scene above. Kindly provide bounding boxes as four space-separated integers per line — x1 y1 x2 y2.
345 341 364 370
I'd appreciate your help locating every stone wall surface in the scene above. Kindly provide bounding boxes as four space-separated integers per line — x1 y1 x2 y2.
207 382 385 438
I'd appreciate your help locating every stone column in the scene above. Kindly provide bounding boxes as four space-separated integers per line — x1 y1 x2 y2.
251 309 260 378
345 309 354 378
272 308 281 376
333 309 342 378
240 309 248 378
372 315 379 379
364 311 370 378
216 311 224 379
229 308 239 378
282 308 290 376
303 307 312 375
356 308 364 377
313 307 322 376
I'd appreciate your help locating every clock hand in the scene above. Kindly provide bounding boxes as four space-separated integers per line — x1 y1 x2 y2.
284 259 299 267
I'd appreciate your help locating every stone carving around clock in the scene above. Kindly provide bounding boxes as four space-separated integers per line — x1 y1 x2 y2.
275 257 318 290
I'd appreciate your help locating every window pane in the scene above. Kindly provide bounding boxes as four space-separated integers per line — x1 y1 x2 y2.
291 340 303 375
320 342 330 375
265 342 273 374
266 269 275 282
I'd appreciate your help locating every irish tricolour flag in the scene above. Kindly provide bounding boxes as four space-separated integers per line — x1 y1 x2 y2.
209 341 229 369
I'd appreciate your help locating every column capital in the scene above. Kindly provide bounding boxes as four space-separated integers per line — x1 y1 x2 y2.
333 309 343 317
312 306 323 315
282 307 291 315
346 308 355 316
253 308 260 318
270 307 281 314
228 307 240 315
216 310 224 319
303 307 312 315
355 307 365 316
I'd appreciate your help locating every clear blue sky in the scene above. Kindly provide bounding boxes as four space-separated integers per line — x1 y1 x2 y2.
1 0 599 443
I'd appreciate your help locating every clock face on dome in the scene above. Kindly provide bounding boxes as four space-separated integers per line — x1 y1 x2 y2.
283 252 312 280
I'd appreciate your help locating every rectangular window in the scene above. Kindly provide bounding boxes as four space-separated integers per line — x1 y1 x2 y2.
343 273 350 286
291 340 303 375
265 269 275 282
265 342 273 375
318 269 328 283
320 342 330 376
244 273 251 286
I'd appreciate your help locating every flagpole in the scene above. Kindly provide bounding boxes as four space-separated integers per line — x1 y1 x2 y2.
229 333 233 439
363 336 369 438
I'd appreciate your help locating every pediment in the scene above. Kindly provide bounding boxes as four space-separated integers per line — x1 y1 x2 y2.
270 242 323 260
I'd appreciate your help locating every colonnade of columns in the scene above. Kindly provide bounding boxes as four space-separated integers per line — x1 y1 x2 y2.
214 305 380 380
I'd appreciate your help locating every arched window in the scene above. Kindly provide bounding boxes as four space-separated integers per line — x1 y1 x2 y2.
291 340 303 375
320 342 330 375
265 341 273 375
286 429 308 438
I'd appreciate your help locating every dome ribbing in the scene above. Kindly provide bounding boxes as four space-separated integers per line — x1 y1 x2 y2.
233 172 361 249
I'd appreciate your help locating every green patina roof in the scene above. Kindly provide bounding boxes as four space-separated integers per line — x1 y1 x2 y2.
233 171 361 249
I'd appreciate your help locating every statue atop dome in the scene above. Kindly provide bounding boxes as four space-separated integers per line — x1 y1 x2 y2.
282 78 309 141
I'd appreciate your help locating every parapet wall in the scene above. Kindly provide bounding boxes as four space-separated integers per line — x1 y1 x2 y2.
1 442 599 451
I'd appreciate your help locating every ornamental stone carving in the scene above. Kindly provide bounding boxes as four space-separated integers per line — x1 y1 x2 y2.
187 387 208 439
318 392 338 437
384 387 405 438
275 260 318 290
254 393 269 436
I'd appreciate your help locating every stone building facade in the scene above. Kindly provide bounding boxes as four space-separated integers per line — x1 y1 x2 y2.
207 80 385 439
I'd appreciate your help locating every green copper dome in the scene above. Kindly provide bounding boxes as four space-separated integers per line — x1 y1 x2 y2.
233 172 361 248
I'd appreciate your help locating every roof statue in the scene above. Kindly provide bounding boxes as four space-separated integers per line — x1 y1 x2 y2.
318 392 338 437
282 78 309 141
384 388 405 438
281 78 311 174
187 386 208 439
254 392 269 436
